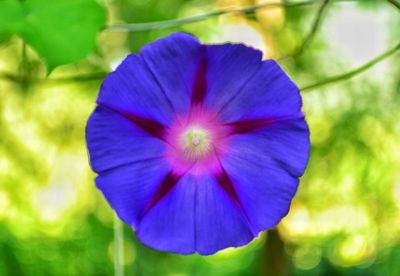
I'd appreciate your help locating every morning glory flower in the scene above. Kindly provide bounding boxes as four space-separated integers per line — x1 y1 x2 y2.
86 32 310 255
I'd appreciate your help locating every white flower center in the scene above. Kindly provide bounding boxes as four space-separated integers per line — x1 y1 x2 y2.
181 127 212 160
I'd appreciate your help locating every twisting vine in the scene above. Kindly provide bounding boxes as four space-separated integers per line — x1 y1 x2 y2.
279 0 332 60
106 0 345 32
300 41 400 91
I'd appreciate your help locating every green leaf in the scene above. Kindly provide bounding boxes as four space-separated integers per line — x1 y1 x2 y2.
0 1 24 38
0 0 106 72
0 32 12 43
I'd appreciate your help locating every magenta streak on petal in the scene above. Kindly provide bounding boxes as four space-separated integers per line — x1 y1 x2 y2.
226 114 306 135
190 49 208 105
215 166 242 208
214 166 257 235
98 102 166 140
144 171 183 213
226 118 278 135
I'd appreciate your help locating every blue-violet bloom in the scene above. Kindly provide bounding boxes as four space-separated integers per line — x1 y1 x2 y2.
86 32 310 255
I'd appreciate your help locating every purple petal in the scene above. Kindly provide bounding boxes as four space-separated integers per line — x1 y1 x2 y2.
99 104 166 140
222 117 310 232
86 106 166 173
96 159 171 228
86 33 311 256
97 54 175 126
218 60 302 123
140 32 204 115
137 174 196 255
195 173 254 255
135 173 255 255
144 171 182 213
203 43 263 112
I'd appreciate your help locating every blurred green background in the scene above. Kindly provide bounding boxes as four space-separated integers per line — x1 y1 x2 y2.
0 0 400 275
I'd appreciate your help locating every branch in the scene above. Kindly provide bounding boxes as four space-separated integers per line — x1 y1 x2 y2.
280 0 331 60
300 41 400 92
0 71 107 83
106 0 355 32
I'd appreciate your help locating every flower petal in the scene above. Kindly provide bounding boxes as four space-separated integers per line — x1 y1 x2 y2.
135 173 255 255
136 174 196 255
203 43 263 112
217 60 302 123
96 159 171 228
194 173 254 255
97 53 175 126
140 32 204 115
222 117 310 232
86 34 311 256
86 106 166 173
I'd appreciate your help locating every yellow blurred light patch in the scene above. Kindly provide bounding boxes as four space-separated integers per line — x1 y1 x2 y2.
358 116 387 152
333 234 375 266
281 204 373 240
280 204 310 239
394 178 400 208
312 206 371 236
255 0 285 30
0 56 7 71
293 246 322 270
217 0 244 9
0 153 11 174
308 115 332 145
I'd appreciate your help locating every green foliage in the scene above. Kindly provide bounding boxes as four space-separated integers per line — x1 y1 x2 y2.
0 0 106 72
0 0 400 275
0 31 11 43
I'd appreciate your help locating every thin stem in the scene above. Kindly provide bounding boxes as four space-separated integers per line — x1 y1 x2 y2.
114 215 124 276
261 230 288 276
106 0 355 32
21 41 27 75
280 0 331 60
20 41 29 90
300 41 400 92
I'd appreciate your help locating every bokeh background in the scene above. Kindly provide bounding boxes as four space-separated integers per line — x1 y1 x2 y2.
0 0 400 275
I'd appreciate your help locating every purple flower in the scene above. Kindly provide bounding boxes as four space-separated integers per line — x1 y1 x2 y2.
86 32 310 255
